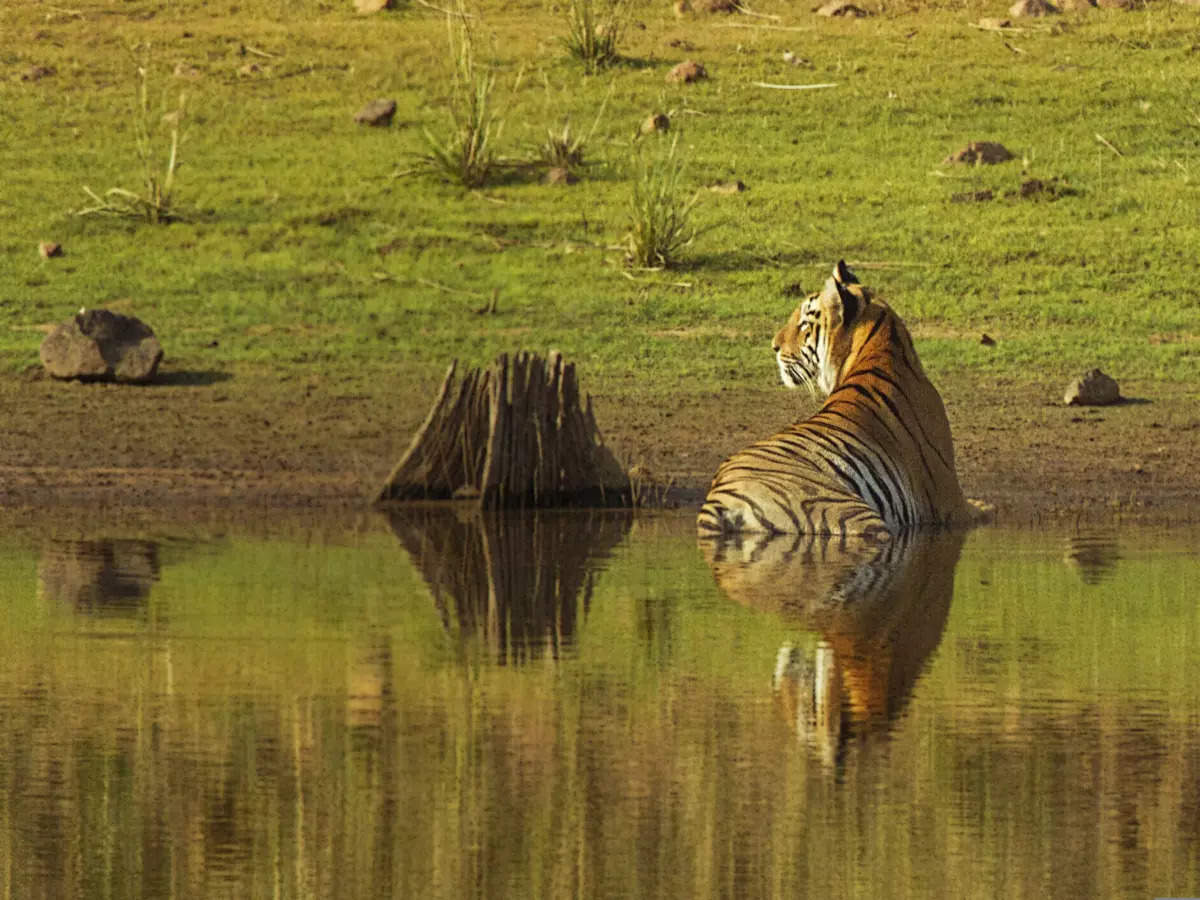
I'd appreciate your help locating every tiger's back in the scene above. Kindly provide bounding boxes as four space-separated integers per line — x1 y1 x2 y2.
697 262 968 536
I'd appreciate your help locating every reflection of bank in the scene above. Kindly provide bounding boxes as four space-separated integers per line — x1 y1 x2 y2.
37 539 161 615
701 529 964 768
387 507 632 664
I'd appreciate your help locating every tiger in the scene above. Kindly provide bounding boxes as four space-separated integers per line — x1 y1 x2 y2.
697 260 971 536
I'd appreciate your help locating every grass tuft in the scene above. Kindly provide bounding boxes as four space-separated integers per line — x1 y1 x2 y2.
624 135 699 270
562 0 625 74
75 45 186 224
412 11 501 188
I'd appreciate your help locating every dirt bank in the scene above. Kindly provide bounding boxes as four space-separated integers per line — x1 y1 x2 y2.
2 364 1197 527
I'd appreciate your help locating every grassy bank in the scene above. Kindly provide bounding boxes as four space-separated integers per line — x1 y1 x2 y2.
2 0 1199 395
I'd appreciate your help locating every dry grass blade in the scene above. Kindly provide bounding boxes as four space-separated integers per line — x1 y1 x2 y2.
74 44 187 224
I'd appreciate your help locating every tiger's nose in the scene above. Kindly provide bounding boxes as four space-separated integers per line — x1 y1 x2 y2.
771 330 783 353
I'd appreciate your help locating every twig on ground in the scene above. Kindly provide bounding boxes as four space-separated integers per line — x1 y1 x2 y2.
619 270 693 288
1095 133 1124 157
752 81 837 90
736 5 782 19
241 45 280 59
1003 40 1026 54
713 22 812 31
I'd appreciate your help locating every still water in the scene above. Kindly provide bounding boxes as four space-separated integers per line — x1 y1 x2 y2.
1 509 1198 899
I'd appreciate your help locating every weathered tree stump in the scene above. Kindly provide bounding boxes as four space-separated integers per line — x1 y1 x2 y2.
376 351 630 507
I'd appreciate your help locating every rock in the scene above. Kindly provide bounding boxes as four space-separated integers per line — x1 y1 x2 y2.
640 113 670 135
709 180 747 194
355 98 397 127
1009 0 1057 15
782 50 811 66
544 166 578 185
40 309 164 384
943 141 1014 165
21 64 55 81
355 0 391 11
172 62 203 80
673 0 692 15
38 241 63 259
816 0 869 15
667 60 707 83
1063 368 1120 406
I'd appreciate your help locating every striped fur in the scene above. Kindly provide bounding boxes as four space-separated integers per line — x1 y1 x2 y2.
697 261 968 536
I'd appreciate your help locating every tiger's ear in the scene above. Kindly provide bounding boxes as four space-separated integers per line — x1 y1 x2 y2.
832 259 859 285
819 276 861 326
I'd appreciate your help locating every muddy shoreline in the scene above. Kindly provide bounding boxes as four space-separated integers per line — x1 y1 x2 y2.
2 368 1196 528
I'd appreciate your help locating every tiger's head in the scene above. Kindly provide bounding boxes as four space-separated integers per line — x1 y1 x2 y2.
773 260 874 396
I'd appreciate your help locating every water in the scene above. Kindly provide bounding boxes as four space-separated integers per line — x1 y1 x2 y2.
1 509 1198 899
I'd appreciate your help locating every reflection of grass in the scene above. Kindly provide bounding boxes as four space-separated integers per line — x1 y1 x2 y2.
1 525 1200 895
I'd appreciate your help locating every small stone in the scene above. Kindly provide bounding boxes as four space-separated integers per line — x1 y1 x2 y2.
21 64 56 81
39 309 164 384
1009 0 1058 15
980 333 996 346
1063 368 1120 406
354 98 397 127
238 62 262 76
673 0 692 14
640 113 670 135
943 141 1014 165
816 0 869 16
354 0 391 11
709 180 747 194
667 60 707 83
39 241 63 259
545 166 578 185
782 50 810 66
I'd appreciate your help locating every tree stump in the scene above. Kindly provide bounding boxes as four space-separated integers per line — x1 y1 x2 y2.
375 351 630 507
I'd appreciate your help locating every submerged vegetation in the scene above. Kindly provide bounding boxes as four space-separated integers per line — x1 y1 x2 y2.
2 0 1200 388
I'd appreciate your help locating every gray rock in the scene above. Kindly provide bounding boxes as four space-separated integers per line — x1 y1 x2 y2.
1009 0 1058 15
40 308 164 384
355 98 397 127
1063 368 1120 406
666 60 707 83
640 113 670 135
943 141 1014 165
816 0 869 15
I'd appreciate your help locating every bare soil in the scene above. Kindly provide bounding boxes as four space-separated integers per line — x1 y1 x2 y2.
2 363 1197 527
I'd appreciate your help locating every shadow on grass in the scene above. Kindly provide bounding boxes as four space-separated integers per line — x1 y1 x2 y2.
153 370 233 387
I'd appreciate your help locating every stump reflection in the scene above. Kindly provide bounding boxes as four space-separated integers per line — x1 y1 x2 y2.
700 529 964 768
387 506 632 663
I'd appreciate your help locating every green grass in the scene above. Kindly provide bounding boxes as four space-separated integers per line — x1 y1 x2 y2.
2 0 1199 390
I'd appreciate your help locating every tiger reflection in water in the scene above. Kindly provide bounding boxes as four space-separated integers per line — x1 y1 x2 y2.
700 528 964 768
